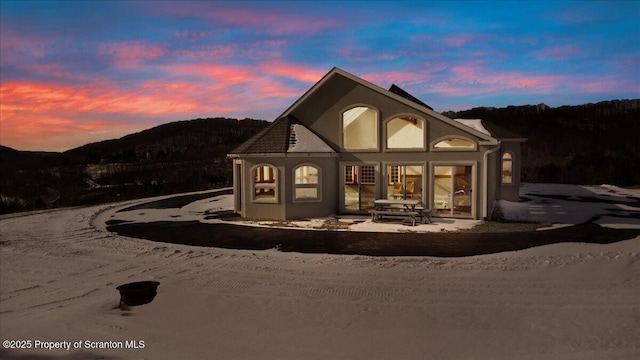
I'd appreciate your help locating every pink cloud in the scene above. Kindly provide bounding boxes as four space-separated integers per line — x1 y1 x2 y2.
570 75 640 95
423 63 568 97
150 2 344 36
204 8 343 36
0 57 322 150
363 63 448 87
261 63 325 83
534 46 582 61
173 30 217 41
363 71 422 87
98 41 167 69
173 44 239 60
0 31 58 68
444 34 477 48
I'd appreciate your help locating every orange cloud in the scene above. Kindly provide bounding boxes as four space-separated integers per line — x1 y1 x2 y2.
0 79 250 151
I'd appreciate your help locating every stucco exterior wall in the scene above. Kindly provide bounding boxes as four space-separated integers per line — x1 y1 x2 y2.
499 141 522 202
235 156 338 220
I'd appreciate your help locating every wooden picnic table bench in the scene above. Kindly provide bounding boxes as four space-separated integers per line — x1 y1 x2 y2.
369 199 432 226
369 210 421 226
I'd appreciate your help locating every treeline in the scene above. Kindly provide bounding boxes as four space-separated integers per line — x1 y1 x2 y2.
443 99 640 187
0 118 269 214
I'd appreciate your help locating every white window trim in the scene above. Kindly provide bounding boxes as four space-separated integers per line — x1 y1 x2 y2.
251 163 279 204
292 163 322 203
384 114 427 151
341 105 379 152
431 135 478 151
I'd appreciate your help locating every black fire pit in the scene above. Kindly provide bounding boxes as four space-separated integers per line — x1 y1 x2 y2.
116 281 160 307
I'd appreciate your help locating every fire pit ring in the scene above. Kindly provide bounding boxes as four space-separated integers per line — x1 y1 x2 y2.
116 281 160 307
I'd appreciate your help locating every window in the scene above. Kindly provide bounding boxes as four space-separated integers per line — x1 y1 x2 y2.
253 164 278 202
386 116 425 149
343 106 378 150
345 166 355 184
502 152 513 184
294 164 320 201
387 165 423 200
360 165 376 184
433 137 476 150
389 165 400 183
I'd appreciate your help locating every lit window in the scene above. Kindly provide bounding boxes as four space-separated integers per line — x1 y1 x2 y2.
294 164 321 201
433 137 476 150
360 165 376 184
253 164 277 202
343 106 378 150
345 166 355 184
386 116 424 149
502 152 513 184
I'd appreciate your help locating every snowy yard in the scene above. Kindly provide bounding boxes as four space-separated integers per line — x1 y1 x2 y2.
1 183 638 359
103 183 640 233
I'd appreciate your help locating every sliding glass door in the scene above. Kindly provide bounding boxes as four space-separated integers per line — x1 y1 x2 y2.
343 165 377 212
386 165 423 201
433 165 473 217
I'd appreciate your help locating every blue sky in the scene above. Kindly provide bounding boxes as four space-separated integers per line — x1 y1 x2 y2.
1 0 638 151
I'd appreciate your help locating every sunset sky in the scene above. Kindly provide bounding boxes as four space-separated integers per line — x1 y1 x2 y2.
1 0 639 152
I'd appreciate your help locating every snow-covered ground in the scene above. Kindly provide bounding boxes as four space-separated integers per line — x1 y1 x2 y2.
1 184 639 359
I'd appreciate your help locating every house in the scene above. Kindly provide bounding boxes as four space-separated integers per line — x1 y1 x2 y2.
228 67 525 221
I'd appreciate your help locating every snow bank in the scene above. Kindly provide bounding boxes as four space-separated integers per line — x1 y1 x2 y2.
498 183 640 229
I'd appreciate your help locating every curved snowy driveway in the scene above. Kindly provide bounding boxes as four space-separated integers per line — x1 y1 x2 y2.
1 199 639 359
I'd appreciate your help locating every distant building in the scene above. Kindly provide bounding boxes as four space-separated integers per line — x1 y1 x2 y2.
228 67 525 220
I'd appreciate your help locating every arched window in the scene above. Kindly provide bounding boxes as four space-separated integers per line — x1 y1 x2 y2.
252 164 278 202
433 137 476 150
386 116 425 149
502 152 513 184
342 106 378 150
293 164 321 201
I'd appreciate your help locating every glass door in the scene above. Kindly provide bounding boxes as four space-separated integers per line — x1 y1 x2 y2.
386 165 423 201
433 165 473 217
344 165 377 212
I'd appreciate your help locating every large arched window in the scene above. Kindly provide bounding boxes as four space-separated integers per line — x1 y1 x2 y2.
252 164 278 202
293 164 321 201
502 152 513 184
386 116 425 149
342 106 378 150
432 136 477 151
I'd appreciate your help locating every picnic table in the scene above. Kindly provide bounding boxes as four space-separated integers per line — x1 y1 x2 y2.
369 199 432 226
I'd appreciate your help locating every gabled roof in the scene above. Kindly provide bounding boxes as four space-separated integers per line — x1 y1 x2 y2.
278 67 498 144
229 115 336 155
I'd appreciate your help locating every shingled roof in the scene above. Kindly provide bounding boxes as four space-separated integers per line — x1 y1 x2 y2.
480 119 527 140
229 115 336 155
388 84 434 110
